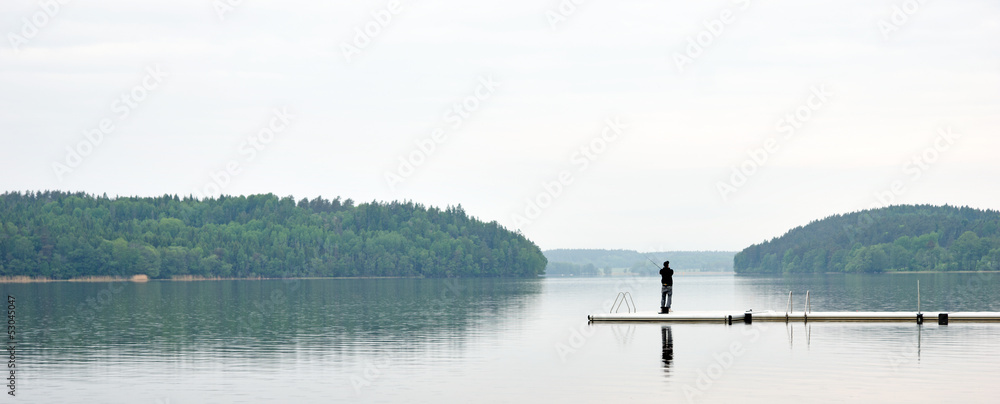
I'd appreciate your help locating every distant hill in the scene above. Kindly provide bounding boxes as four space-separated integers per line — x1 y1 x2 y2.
543 249 735 276
735 205 1000 274
0 191 547 279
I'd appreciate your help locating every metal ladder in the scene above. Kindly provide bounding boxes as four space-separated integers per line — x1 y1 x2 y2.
785 290 811 321
611 292 636 313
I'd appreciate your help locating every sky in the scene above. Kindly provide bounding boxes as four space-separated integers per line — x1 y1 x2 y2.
1 0 998 252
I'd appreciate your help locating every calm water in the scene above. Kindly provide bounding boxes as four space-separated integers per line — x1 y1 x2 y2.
5 273 1000 403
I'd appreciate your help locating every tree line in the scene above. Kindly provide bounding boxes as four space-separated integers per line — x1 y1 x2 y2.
544 249 736 276
735 205 1000 273
0 191 547 279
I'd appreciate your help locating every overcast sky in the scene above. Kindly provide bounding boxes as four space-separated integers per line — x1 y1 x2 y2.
1 0 998 251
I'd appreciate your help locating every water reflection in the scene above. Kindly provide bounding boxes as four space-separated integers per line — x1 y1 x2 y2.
917 323 922 361
9 278 544 364
784 323 813 349
781 320 927 364
661 326 673 374
611 324 636 346
3 274 998 403
735 273 1000 313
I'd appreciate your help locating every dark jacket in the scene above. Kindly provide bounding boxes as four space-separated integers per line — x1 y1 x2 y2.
660 267 673 286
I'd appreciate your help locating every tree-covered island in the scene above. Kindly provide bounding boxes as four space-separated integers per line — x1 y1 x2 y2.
735 205 1000 273
0 191 547 279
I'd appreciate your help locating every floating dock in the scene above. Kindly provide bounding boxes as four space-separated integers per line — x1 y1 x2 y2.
587 311 1000 324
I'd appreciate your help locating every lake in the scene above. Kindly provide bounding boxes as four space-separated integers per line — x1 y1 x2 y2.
5 273 1000 403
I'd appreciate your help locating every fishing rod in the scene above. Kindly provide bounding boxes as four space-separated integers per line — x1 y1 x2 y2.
646 256 663 269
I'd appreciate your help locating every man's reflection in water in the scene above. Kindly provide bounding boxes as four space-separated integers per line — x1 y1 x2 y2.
661 326 673 373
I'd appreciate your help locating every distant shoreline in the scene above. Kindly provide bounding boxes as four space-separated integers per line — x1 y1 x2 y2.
543 271 735 277
5 271 996 283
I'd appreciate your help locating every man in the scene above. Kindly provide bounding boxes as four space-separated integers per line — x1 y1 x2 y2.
659 261 673 314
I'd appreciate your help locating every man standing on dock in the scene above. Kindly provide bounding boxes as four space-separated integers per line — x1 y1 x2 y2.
660 261 673 314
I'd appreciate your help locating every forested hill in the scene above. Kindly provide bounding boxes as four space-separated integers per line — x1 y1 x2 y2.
0 191 546 279
735 205 1000 274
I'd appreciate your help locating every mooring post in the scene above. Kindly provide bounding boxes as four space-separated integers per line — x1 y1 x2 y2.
786 291 792 322
938 313 949 325
744 312 752 324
